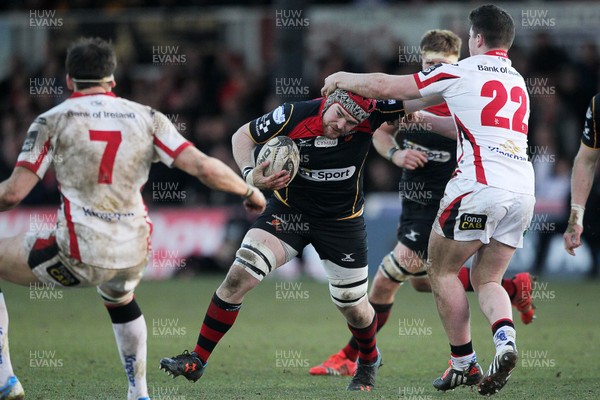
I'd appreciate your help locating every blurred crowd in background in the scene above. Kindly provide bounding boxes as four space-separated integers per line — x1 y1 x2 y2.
0 4 598 215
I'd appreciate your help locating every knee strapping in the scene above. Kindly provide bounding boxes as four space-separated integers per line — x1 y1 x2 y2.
234 238 277 281
378 252 427 283
329 280 368 308
322 260 368 308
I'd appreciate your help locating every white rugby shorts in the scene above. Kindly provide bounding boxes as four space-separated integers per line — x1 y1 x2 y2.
24 230 147 297
433 178 535 248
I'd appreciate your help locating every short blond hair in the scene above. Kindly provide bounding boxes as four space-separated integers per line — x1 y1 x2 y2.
420 30 461 58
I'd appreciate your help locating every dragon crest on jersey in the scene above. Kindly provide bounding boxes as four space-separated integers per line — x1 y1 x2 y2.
323 89 375 123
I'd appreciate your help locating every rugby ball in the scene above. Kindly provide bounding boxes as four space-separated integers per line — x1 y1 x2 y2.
256 136 300 181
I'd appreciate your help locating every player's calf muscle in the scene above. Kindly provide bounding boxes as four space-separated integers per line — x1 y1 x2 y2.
218 265 258 300
339 298 372 328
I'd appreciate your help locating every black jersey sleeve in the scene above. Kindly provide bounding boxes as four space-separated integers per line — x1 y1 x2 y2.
582 93 600 149
248 103 295 144
367 99 406 130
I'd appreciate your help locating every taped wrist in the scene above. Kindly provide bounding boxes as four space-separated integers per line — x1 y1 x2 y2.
569 204 585 226
387 147 400 161
243 167 254 186
242 166 253 179
242 186 254 200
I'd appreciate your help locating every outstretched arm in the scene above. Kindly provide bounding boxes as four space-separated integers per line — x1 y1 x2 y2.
404 96 445 113
173 145 266 213
563 144 600 255
0 167 40 211
322 72 422 101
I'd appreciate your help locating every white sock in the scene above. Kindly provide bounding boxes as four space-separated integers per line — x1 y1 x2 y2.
112 315 148 400
493 326 517 352
451 351 477 370
0 293 15 384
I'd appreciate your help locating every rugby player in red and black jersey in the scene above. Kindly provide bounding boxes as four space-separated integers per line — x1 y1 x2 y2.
160 89 405 391
564 93 600 259
310 30 535 382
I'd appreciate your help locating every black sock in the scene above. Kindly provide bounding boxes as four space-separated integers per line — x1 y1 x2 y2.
450 341 473 357
105 298 142 324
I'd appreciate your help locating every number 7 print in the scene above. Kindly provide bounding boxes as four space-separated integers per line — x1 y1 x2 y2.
89 130 122 184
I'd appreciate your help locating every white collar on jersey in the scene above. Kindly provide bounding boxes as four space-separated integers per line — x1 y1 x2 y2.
71 74 115 84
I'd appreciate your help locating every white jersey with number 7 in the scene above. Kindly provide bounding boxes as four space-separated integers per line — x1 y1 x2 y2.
16 92 192 269
413 50 534 195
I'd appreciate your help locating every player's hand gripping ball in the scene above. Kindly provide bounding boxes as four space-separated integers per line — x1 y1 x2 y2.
256 136 300 182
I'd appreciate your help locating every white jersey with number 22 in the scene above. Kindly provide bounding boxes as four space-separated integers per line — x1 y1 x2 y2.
414 50 534 196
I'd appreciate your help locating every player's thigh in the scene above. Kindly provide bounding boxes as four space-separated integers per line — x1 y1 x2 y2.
241 227 302 269
235 200 309 281
433 178 509 245
310 217 369 308
0 233 39 285
491 191 535 248
427 230 482 276
468 191 533 290
24 230 143 292
469 239 517 289
310 216 368 271
217 227 303 299
430 178 528 272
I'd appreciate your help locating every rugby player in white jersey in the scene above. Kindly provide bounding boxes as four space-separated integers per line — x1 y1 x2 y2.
0 37 265 400
322 4 534 396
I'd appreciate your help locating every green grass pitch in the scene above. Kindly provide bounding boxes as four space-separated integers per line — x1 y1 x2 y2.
3 276 600 399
